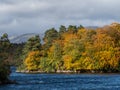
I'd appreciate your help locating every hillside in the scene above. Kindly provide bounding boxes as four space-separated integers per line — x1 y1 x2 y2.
9 33 44 43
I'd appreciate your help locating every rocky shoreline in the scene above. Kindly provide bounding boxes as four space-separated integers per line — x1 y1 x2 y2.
16 69 120 74
1 69 119 85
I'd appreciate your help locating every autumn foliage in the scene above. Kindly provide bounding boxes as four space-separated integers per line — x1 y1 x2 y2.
21 23 120 73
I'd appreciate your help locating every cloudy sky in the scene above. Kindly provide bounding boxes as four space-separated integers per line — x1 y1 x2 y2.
0 0 120 36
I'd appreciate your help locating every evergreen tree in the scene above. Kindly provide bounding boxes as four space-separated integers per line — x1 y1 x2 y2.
67 25 77 33
43 28 58 51
0 33 11 84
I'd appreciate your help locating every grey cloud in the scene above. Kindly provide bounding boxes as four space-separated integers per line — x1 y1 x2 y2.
0 0 120 36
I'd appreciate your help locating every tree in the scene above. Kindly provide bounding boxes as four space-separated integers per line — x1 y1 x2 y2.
43 28 58 53
59 25 66 35
47 42 63 72
77 25 84 30
63 32 85 71
18 35 41 70
0 33 11 84
22 35 41 58
67 25 77 33
90 30 119 71
24 51 41 71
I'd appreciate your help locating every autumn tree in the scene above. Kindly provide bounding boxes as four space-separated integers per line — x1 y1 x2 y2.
47 42 63 72
18 35 41 70
62 32 85 71
24 51 41 71
91 30 119 71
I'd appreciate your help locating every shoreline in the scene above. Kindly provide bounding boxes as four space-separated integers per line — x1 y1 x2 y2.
16 70 120 74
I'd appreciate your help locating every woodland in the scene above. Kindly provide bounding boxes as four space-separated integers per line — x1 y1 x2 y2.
0 23 120 84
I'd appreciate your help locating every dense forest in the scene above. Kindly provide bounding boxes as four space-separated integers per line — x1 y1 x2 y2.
17 23 120 73
0 23 120 83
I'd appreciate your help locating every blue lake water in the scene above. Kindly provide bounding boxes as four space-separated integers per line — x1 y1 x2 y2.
1 68 120 90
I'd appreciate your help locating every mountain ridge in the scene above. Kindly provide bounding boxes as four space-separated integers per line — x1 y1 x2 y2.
9 33 44 43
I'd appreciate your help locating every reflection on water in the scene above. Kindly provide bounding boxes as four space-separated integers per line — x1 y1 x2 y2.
0 67 120 90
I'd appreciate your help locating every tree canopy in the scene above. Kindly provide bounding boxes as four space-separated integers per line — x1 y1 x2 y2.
18 23 120 73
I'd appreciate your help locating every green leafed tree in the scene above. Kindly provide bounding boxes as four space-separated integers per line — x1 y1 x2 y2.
59 25 66 35
67 25 77 34
0 33 11 84
43 28 58 52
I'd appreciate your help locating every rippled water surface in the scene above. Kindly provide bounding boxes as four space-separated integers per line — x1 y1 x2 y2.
1 68 120 90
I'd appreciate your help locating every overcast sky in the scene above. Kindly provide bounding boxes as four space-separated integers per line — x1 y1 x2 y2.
0 0 120 36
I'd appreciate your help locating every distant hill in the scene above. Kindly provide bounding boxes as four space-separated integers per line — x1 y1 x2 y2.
85 26 99 30
97 22 120 30
9 26 100 43
9 33 44 43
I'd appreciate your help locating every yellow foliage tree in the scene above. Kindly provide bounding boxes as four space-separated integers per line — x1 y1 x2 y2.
24 51 41 71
